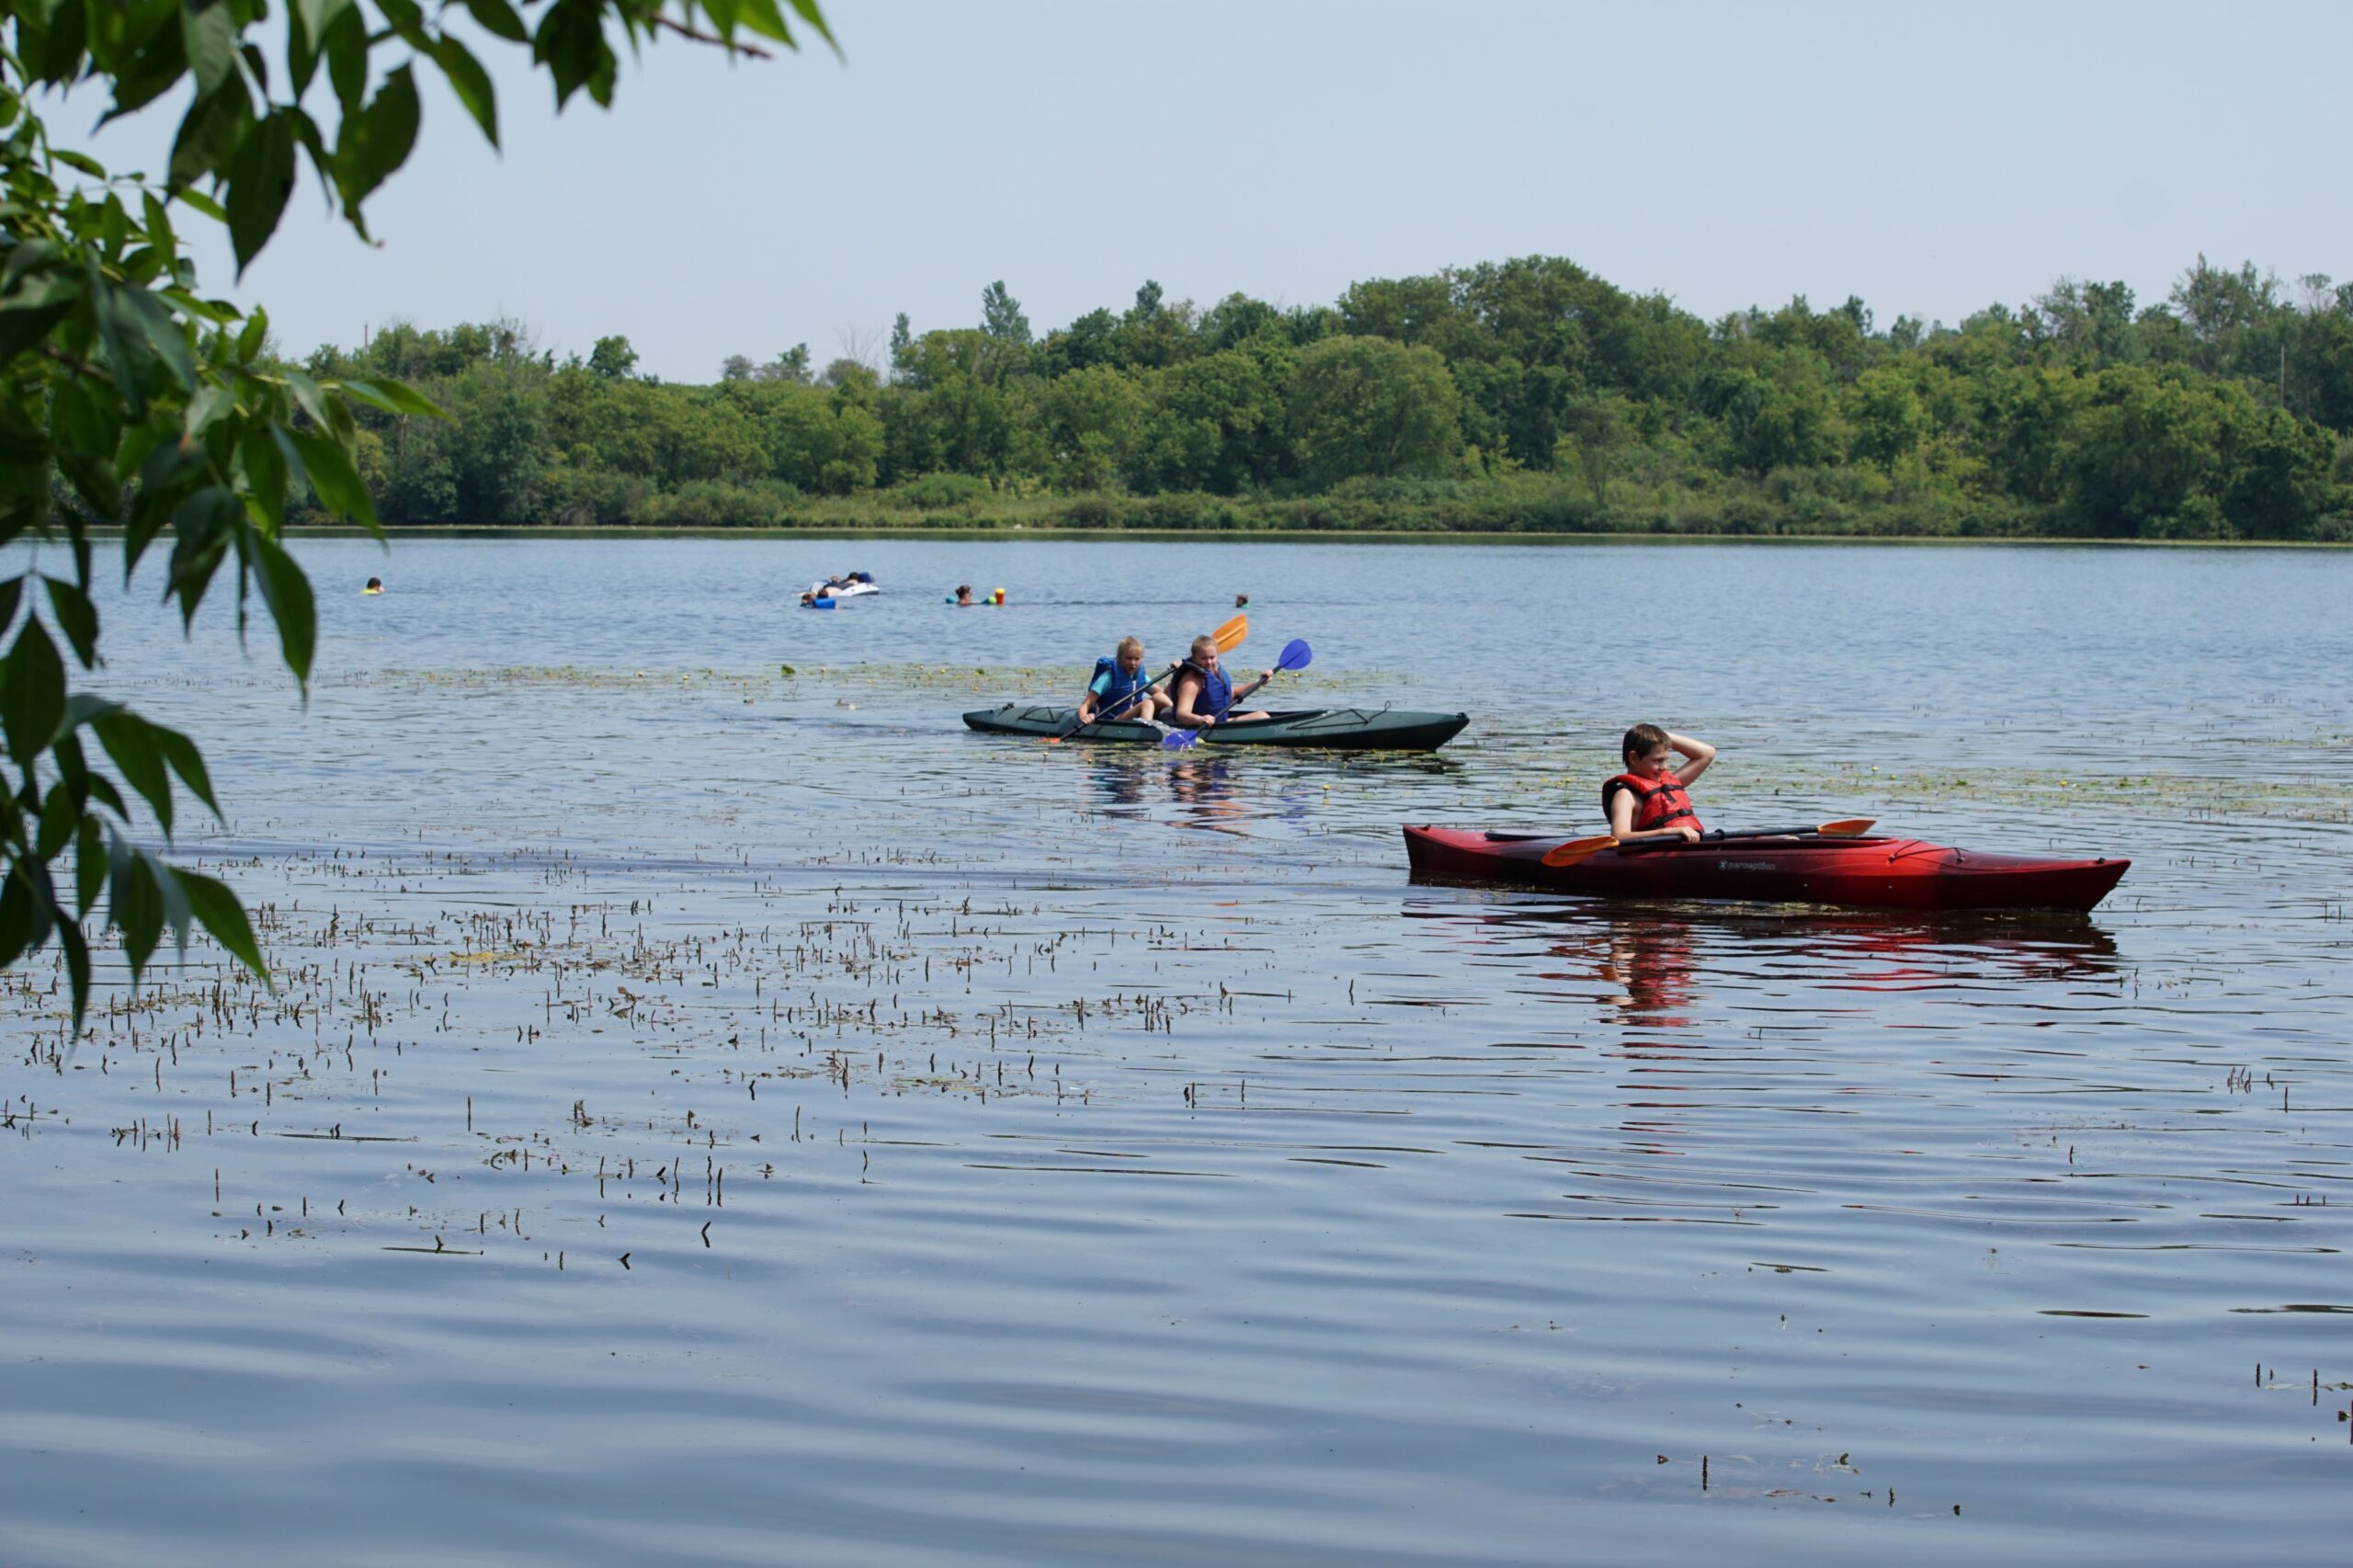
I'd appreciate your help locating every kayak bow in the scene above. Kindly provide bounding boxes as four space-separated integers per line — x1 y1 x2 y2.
1403 824 2129 912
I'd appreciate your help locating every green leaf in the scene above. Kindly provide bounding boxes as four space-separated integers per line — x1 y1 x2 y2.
75 818 105 918
120 284 197 391
0 297 75 370
108 835 163 977
290 426 379 530
103 16 189 121
38 781 78 858
334 63 420 213
55 917 91 1035
462 0 529 43
185 383 235 437
33 0 89 87
42 576 99 668
236 308 270 363
288 0 355 97
58 693 126 738
89 265 155 419
335 377 445 418
94 711 174 837
245 422 290 528
226 110 298 277
168 77 251 189
176 187 229 223
250 533 316 687
54 148 108 178
152 724 222 820
0 858 56 971
324 4 369 119
176 866 269 983
782 0 839 49
153 849 195 958
432 36 498 148
1 616 65 767
182 2 239 96
533 0 611 110
141 484 237 593
283 369 331 430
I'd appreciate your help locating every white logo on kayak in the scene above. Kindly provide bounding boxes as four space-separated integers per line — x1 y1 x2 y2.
1718 860 1776 871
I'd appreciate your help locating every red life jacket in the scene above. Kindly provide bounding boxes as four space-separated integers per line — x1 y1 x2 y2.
1603 770 1703 835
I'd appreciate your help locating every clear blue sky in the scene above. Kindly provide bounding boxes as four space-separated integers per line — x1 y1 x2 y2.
67 0 2353 382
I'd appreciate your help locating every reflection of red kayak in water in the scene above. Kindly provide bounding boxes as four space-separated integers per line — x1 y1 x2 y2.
1404 825 2130 913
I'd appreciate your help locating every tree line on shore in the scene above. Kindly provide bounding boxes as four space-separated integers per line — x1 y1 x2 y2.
300 255 2353 540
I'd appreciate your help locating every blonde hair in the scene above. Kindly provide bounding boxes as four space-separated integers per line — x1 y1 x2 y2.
1116 635 1143 657
1189 634 1217 660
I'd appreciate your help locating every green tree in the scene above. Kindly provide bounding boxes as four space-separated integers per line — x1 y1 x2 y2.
0 0 833 1024
1287 335 1461 484
588 335 640 379
1040 365 1147 492
980 280 1030 347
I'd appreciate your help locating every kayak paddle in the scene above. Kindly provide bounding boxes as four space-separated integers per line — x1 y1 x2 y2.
1540 817 1876 868
1048 613 1248 742
1163 639 1311 749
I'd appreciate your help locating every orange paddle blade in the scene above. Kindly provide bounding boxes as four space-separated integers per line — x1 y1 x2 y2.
1212 613 1247 653
1539 834 1620 869
1821 818 1875 835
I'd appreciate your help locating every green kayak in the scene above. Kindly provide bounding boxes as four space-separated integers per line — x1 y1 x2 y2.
962 704 1469 751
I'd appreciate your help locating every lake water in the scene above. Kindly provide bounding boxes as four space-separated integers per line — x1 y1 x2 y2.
4 536 2351 1565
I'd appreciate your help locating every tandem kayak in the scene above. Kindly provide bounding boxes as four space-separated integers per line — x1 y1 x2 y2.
965 705 1470 751
1402 824 2129 912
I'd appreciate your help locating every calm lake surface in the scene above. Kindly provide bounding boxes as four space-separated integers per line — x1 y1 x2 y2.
5 537 2351 1565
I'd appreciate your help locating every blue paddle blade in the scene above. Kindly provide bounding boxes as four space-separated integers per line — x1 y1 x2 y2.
1161 728 1199 750
1277 638 1312 672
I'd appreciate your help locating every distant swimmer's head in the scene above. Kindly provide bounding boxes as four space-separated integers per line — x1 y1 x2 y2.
1234 594 1248 608
954 585 974 605
363 577 383 594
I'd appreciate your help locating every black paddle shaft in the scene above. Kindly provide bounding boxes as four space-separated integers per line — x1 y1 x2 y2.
1619 825 1847 853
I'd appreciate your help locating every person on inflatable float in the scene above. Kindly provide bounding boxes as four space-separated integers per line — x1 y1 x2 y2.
1166 633 1274 731
1076 635 1172 727
1603 723 1717 844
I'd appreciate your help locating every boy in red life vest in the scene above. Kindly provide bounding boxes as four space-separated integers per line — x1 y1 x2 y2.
1603 723 1717 844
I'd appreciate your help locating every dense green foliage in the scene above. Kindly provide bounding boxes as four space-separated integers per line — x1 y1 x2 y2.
3 0 828 1027
310 256 2353 540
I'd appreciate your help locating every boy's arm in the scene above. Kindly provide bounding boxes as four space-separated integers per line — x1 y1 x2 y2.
1669 732 1716 786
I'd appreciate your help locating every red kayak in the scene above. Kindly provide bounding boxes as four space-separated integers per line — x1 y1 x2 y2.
1403 825 2130 913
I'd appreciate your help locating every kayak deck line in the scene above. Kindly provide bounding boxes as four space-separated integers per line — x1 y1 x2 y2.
963 705 1469 751
1405 824 2129 913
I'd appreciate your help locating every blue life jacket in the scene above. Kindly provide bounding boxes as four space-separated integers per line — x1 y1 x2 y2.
1180 658 1232 721
1090 657 1152 720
